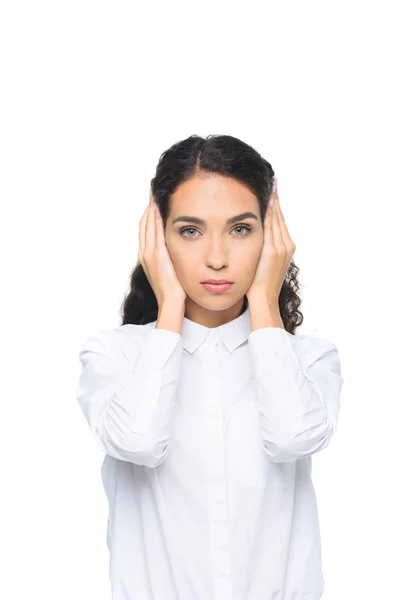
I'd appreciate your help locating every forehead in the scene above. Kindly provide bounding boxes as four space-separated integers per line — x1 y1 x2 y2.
169 174 259 217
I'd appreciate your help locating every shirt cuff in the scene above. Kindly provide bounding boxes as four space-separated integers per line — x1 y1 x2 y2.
247 326 300 372
133 327 182 372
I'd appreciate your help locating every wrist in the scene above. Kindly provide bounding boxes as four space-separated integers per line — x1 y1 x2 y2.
247 294 284 330
156 299 185 334
247 292 279 310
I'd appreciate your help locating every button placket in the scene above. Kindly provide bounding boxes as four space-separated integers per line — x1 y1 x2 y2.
200 330 233 600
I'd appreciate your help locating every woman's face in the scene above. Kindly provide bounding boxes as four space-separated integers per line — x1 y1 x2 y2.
164 173 265 324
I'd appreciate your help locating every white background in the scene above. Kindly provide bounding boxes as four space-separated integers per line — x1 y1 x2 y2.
1 1 398 598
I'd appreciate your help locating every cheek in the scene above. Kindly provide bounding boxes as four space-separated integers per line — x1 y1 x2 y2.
166 240 198 276
234 241 262 268
165 235 180 261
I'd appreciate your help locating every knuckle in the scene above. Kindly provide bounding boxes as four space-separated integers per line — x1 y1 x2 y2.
143 251 152 263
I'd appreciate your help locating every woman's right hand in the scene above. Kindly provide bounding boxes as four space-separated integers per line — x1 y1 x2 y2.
138 192 187 307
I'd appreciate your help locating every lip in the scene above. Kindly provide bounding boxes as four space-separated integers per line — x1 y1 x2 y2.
201 281 234 293
201 280 233 284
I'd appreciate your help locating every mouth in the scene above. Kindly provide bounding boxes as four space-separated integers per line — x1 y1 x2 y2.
200 280 234 293
201 279 233 284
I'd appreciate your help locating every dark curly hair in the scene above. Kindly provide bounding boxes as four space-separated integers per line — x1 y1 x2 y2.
120 134 303 334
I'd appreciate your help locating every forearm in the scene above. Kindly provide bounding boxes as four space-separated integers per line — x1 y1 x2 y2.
78 311 185 466
246 295 343 463
156 298 186 334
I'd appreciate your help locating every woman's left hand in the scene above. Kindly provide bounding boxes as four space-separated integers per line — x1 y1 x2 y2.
246 178 296 306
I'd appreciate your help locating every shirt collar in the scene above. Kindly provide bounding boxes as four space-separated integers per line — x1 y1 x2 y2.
181 303 251 354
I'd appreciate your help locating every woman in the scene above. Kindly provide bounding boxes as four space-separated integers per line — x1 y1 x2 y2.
77 134 343 600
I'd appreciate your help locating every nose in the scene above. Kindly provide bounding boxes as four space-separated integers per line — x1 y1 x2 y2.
204 236 229 269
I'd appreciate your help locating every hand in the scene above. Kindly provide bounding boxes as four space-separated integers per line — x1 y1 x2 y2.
246 178 296 305
138 192 187 306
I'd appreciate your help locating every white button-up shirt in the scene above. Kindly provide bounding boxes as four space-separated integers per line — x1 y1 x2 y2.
77 304 343 600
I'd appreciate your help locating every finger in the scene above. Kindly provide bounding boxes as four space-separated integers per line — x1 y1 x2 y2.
273 187 294 248
145 193 156 253
264 197 275 249
154 202 164 247
273 184 285 224
139 201 150 262
272 197 285 249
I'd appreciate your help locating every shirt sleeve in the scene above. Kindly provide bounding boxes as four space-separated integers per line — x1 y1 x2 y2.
76 326 184 467
247 327 344 463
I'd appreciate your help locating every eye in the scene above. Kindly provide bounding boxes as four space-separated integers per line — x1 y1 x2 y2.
179 227 200 238
179 224 253 238
232 225 252 236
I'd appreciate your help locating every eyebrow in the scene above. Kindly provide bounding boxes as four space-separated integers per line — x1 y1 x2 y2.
171 212 259 226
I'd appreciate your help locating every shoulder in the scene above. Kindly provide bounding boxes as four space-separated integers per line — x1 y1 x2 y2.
292 331 342 371
78 321 157 367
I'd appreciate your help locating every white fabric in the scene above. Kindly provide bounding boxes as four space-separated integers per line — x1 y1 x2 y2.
77 304 343 600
